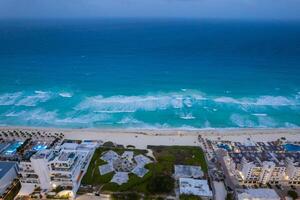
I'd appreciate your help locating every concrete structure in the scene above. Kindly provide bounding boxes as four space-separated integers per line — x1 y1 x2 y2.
286 157 300 185
220 141 300 186
0 161 18 195
99 150 152 185
111 172 129 185
237 189 280 200
18 141 98 198
179 178 212 200
174 165 203 179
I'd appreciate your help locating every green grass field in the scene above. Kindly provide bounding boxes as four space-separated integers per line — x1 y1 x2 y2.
81 145 207 195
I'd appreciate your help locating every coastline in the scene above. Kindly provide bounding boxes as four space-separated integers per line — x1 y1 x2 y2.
1 126 300 149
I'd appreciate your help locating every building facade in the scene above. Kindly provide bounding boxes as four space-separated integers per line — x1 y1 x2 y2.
18 142 98 197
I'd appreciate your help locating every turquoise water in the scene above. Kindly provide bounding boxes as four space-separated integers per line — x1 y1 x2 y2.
217 144 232 151
3 141 23 155
284 144 300 151
0 19 300 129
32 144 48 151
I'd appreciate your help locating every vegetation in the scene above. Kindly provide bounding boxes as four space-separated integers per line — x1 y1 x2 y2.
225 193 234 200
81 146 151 193
180 194 202 200
287 190 298 200
81 145 208 196
146 175 174 194
149 145 208 174
111 192 141 200
103 141 116 148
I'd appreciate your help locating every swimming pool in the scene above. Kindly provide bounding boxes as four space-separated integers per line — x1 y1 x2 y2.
3 141 23 155
217 143 232 151
284 144 300 152
32 143 48 151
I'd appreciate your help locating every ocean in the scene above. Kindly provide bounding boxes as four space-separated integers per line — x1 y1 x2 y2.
0 19 300 129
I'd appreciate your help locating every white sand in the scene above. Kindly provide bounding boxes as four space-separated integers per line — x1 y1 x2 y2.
1 126 300 149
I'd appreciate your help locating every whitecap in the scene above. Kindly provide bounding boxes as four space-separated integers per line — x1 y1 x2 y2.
5 111 26 117
252 113 267 117
7 109 57 123
0 92 23 106
214 95 298 106
34 90 47 94
76 91 206 112
117 116 143 124
59 92 73 98
16 91 52 106
214 97 241 104
180 113 195 120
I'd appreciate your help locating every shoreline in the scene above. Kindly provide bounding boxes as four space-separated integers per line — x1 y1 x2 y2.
1 126 300 149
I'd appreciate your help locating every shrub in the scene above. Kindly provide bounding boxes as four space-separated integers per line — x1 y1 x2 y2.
180 194 202 200
287 190 298 200
111 192 141 200
103 141 115 148
147 175 174 194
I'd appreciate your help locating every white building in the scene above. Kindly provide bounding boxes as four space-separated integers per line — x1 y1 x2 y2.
19 141 98 197
286 157 300 185
237 189 280 200
225 153 289 186
0 161 18 195
179 178 212 200
174 165 203 179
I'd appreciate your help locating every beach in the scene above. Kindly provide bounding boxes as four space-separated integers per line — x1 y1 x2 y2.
1 126 300 149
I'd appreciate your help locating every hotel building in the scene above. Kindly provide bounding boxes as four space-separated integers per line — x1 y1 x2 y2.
19 141 98 197
220 142 300 186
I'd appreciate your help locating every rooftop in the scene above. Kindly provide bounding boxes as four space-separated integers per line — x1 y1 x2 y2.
238 189 280 200
179 178 212 197
0 161 16 179
175 165 203 179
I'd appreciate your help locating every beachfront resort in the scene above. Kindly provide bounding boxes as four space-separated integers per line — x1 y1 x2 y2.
0 128 299 200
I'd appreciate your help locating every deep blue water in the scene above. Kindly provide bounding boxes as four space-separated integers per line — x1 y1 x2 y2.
0 19 300 129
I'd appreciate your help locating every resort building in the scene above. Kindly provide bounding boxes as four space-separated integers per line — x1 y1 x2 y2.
237 189 280 200
219 141 300 186
0 161 18 195
18 141 98 198
179 178 212 200
286 157 300 185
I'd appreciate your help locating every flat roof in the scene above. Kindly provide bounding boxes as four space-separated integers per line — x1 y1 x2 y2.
238 189 280 200
0 161 16 179
175 165 203 179
179 178 212 197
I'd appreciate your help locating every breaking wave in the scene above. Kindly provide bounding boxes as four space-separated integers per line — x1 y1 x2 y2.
214 95 299 106
0 89 299 128
0 92 23 106
59 92 73 98
15 91 53 107
76 91 206 112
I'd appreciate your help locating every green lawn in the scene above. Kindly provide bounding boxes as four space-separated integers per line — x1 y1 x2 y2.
149 145 208 175
81 145 208 195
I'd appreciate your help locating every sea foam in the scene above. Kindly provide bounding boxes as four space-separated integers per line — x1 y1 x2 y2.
0 92 23 106
76 92 205 112
15 91 52 107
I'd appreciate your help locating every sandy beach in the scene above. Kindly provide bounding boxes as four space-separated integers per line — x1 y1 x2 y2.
1 126 300 149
